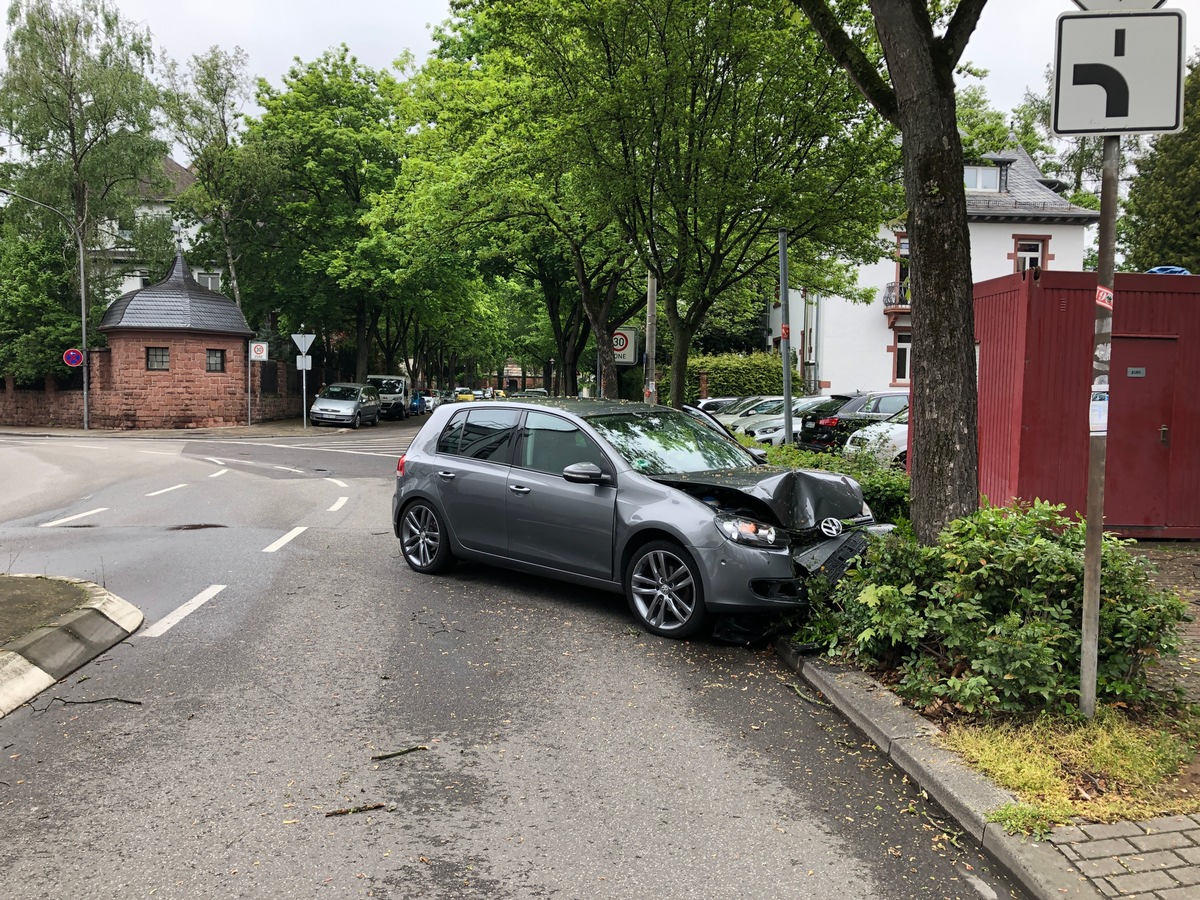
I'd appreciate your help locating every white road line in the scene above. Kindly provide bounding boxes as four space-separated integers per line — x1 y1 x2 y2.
209 468 229 478
66 444 109 450
273 465 305 473
204 457 226 465
142 585 226 638
325 478 348 487
263 526 307 552
328 497 349 512
138 450 177 456
39 508 109 527
146 484 188 496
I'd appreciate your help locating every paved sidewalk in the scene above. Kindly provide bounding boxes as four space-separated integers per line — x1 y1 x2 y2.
777 647 1200 900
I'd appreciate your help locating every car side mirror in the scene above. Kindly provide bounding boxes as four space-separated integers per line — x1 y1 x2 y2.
562 462 612 484
747 447 769 464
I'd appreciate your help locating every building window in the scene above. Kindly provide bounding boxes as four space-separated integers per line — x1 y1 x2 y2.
146 347 170 371
197 272 221 291
206 349 226 372
1014 237 1047 272
893 332 911 384
964 165 1000 191
140 271 152 288
896 234 910 298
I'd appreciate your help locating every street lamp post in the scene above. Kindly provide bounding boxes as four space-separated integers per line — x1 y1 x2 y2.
0 187 89 429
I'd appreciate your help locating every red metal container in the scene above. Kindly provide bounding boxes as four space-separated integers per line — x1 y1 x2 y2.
973 269 1200 539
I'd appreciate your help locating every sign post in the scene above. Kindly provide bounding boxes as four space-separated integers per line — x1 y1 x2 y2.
1053 0 1185 718
248 341 269 425
292 332 315 428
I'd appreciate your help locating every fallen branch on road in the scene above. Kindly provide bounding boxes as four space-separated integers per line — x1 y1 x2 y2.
325 803 385 818
371 745 427 761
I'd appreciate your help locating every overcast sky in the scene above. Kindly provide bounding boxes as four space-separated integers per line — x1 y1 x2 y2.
27 1 1200 127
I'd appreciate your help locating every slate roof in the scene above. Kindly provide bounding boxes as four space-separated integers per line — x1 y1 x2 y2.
967 146 1100 226
99 253 252 336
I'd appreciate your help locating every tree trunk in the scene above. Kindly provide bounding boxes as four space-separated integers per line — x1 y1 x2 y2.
871 2 979 543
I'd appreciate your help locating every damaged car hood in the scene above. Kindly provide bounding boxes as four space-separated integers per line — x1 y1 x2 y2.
654 466 865 531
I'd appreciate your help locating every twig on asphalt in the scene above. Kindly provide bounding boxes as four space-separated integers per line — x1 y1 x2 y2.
325 803 385 818
371 745 427 761
33 696 142 712
789 682 832 708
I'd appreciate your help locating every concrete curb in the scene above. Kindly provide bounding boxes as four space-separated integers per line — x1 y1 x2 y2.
774 640 1103 900
0 575 143 718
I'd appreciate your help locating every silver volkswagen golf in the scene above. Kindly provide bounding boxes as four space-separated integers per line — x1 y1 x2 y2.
391 398 887 638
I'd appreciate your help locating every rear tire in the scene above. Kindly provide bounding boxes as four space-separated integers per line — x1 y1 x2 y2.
624 540 708 638
400 500 456 574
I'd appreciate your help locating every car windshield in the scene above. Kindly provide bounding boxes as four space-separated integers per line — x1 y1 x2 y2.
587 408 756 475
321 385 359 401
720 396 763 416
370 379 403 394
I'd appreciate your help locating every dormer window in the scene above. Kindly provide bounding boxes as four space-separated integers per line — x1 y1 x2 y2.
964 165 1000 192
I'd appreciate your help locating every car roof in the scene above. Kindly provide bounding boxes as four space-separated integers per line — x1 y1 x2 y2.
454 396 660 418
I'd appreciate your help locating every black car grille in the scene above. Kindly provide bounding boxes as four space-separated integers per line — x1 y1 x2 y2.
804 530 868 585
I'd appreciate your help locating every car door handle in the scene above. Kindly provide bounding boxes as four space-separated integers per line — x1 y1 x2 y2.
508 485 531 495
1160 425 1169 445
437 471 457 481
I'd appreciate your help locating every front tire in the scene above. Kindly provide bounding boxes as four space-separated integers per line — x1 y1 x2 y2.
351 411 361 429
624 540 708 638
400 500 456 574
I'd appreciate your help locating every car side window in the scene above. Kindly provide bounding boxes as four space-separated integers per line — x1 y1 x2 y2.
877 394 907 415
457 408 520 461
518 411 608 475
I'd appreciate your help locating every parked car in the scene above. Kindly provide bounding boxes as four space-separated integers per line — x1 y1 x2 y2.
454 387 475 402
796 390 908 452
409 393 428 416
845 407 909 468
714 395 786 427
310 383 382 428
421 390 441 411
695 396 740 413
741 396 831 446
366 375 408 420
392 397 889 638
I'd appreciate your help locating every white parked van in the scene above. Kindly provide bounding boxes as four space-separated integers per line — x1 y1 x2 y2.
367 375 409 420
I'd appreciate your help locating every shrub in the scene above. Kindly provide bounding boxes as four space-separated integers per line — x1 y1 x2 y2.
796 500 1189 716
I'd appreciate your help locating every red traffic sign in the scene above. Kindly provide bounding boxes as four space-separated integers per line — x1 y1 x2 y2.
63 348 84 368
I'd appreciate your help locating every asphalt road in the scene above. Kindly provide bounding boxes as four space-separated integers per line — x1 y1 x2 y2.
0 423 1023 899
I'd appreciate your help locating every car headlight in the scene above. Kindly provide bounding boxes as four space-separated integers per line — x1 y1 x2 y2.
716 514 789 548
756 425 782 436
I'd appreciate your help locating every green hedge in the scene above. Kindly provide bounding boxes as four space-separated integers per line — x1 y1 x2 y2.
659 352 801 404
795 500 1189 716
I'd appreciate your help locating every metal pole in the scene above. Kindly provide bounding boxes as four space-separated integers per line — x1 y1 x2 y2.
778 229 793 445
247 343 252 426
645 272 657 405
1080 134 1120 719
0 187 89 429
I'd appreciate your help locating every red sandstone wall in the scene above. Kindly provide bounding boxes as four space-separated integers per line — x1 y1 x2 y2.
1 338 302 429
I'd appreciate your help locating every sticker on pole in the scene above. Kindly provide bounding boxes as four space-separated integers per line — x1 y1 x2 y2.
63 348 83 368
1096 285 1114 310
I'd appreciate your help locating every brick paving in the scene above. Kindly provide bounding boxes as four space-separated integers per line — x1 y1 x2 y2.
1049 814 1200 898
1045 546 1200 899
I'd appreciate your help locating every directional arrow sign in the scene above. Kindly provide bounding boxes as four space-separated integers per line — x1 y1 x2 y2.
1052 10 1185 136
1072 1 1167 9
291 333 315 353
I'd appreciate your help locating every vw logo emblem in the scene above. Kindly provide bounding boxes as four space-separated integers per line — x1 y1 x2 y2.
819 517 844 537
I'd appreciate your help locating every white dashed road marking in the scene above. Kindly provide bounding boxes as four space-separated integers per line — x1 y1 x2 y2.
39 508 109 527
142 585 226 637
146 484 188 496
328 497 348 512
209 469 229 478
325 478 348 487
263 527 307 553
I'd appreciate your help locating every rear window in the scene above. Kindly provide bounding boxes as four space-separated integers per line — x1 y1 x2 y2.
805 398 848 418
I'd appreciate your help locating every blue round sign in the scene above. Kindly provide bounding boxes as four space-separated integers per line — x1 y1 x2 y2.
63 348 83 368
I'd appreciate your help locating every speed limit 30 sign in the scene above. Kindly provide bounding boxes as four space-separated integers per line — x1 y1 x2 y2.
612 328 638 365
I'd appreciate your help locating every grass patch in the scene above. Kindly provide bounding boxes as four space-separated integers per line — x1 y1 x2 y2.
939 706 1200 837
